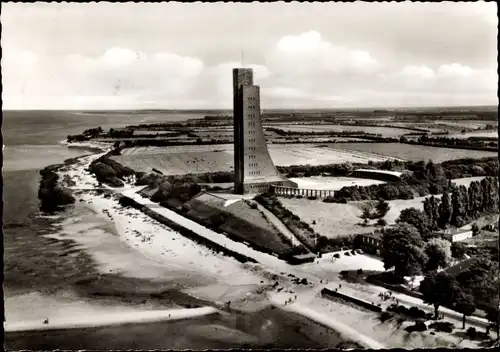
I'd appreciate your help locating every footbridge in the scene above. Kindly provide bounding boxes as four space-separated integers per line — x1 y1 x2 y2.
271 185 334 199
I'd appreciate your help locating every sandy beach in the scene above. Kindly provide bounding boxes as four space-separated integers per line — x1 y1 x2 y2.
5 306 220 332
45 144 486 349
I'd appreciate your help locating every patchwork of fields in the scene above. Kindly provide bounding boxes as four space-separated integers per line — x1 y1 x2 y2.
446 130 498 139
263 124 412 137
329 143 497 163
112 144 392 175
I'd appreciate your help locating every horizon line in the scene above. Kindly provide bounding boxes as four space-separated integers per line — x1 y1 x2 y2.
2 104 498 112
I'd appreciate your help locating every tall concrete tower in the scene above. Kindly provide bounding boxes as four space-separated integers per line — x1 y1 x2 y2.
233 68 297 194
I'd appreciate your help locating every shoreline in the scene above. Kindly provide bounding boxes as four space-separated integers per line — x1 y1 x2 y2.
32 140 487 349
5 307 220 333
49 142 384 348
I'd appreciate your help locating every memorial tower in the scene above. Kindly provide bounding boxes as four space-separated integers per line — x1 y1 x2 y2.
232 68 297 194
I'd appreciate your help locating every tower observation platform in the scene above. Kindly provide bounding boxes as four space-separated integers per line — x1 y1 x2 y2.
233 68 297 194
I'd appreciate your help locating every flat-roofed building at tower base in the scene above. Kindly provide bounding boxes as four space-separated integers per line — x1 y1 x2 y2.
233 67 297 194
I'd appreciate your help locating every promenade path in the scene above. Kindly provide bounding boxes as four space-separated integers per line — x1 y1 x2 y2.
251 201 305 248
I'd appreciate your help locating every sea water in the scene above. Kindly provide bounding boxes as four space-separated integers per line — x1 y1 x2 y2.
2 110 353 349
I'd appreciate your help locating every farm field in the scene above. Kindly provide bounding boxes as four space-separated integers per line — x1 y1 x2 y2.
439 120 498 129
446 130 498 139
263 124 412 137
328 143 497 162
112 144 391 175
289 177 385 191
385 122 446 133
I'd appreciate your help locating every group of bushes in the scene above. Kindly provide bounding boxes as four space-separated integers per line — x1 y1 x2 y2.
413 135 497 152
38 164 76 213
387 304 432 320
88 155 136 187
67 126 104 142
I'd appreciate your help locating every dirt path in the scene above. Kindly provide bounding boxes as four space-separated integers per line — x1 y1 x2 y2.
252 201 305 248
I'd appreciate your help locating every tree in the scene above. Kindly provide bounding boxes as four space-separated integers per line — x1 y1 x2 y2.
468 181 481 218
451 242 467 260
438 191 452 228
472 223 480 237
453 289 476 329
375 200 390 218
451 186 466 227
424 238 452 271
480 178 490 213
491 177 499 211
397 207 430 237
420 272 457 318
456 259 499 310
359 201 376 221
381 223 428 278
423 195 440 231
485 305 499 337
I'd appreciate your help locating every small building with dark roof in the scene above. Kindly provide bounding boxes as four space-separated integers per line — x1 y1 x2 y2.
356 231 383 256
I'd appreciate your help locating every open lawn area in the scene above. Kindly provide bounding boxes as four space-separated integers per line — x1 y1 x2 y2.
279 198 372 238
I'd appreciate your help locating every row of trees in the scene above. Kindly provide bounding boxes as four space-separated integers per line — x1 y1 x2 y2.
390 177 498 249
414 135 497 151
323 158 498 203
422 177 499 230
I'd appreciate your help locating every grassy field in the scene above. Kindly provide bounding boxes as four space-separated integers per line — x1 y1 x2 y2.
329 143 497 162
184 195 295 255
279 198 372 238
446 131 498 139
112 144 391 175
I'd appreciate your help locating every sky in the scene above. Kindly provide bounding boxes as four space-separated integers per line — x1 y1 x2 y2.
2 2 498 110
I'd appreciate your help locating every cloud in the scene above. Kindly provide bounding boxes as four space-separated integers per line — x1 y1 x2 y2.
267 31 380 75
400 65 435 80
1 29 497 109
437 63 473 77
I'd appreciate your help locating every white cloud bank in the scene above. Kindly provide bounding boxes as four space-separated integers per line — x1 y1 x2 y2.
2 31 497 109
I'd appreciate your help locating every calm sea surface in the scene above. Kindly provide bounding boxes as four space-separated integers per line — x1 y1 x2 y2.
1 110 351 349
